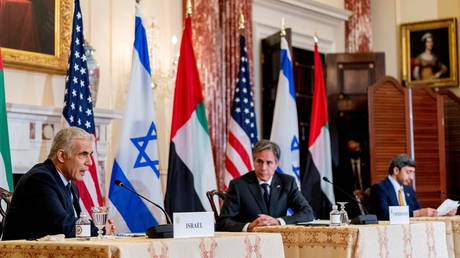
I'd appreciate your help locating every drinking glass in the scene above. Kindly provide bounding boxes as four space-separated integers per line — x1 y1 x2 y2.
337 202 349 225
91 206 109 239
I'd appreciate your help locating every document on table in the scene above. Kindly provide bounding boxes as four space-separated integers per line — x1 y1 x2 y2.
437 199 460 216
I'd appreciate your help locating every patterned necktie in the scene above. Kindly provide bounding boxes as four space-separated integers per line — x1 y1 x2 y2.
261 183 270 208
398 188 405 206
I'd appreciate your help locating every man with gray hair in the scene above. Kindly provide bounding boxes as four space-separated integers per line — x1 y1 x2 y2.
2 127 111 240
369 154 457 220
217 139 314 232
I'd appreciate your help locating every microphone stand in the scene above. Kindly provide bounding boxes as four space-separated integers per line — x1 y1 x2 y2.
322 177 378 224
115 180 173 238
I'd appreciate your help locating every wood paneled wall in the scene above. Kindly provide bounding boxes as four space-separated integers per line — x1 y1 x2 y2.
368 77 410 184
412 86 446 208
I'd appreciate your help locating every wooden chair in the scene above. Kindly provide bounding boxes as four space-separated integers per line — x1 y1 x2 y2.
0 187 13 237
206 190 226 220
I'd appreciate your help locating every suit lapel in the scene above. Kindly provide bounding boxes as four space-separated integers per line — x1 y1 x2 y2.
268 174 282 215
46 160 77 216
383 178 399 206
247 173 268 214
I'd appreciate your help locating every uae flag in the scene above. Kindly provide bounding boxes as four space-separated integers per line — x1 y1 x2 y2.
301 42 335 219
164 15 217 216
0 50 13 191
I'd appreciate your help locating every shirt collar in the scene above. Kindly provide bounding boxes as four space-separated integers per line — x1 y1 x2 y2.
388 175 403 191
56 168 71 187
258 175 273 186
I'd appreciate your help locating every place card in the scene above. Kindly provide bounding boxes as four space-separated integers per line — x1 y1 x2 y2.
389 206 409 224
173 212 214 238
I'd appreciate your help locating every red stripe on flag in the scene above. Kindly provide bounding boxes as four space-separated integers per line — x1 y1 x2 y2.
228 132 252 171
308 44 328 147
225 155 242 179
0 49 3 69
75 180 95 215
88 154 104 205
170 17 205 139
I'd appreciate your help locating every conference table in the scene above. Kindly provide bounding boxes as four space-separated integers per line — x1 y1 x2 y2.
0 232 285 258
411 216 460 258
254 221 449 258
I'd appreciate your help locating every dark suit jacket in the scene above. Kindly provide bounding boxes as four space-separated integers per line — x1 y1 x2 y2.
369 177 421 220
216 171 315 232
2 159 97 240
333 156 370 218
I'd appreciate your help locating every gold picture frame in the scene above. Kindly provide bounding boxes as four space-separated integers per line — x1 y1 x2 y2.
0 0 72 74
401 17 458 87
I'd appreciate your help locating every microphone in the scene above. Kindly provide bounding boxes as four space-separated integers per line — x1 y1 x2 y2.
114 180 173 238
322 177 378 224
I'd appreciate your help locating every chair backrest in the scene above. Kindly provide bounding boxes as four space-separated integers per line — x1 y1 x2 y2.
206 190 226 220
0 187 13 237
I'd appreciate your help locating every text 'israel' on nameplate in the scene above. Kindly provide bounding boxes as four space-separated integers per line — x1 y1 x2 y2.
173 212 214 238
389 206 409 224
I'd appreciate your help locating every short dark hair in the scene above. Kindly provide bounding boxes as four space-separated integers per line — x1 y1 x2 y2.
252 139 281 162
388 154 416 175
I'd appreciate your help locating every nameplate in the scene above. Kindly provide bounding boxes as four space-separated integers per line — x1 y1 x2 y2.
173 212 214 238
389 206 409 224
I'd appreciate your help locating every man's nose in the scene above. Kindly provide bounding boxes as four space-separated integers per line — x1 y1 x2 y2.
85 155 93 166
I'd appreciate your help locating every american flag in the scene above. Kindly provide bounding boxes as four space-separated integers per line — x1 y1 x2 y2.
224 34 258 188
62 0 103 216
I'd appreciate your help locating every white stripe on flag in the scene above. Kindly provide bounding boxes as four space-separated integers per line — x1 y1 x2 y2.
309 126 335 205
0 154 7 190
173 111 217 212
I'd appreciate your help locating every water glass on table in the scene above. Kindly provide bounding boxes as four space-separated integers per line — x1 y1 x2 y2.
91 206 109 239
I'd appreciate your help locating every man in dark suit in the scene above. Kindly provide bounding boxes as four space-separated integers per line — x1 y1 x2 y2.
334 139 370 218
369 154 457 220
216 140 315 232
2 127 113 240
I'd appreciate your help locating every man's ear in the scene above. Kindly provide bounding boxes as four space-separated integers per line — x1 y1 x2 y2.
56 150 66 163
393 167 399 175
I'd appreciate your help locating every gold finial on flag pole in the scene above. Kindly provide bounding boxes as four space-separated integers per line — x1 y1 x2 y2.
314 32 319 43
280 18 286 37
239 11 245 30
186 0 192 16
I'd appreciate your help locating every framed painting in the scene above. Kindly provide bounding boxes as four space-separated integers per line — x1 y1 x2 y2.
0 0 72 74
401 17 458 87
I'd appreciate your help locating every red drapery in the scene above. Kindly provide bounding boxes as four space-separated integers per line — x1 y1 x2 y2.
345 0 372 53
189 0 253 190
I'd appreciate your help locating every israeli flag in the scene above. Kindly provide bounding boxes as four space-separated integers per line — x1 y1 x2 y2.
270 37 301 187
108 5 165 233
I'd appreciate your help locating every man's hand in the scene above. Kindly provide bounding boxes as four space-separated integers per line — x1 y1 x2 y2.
445 207 458 216
105 219 116 235
414 208 438 217
247 214 280 232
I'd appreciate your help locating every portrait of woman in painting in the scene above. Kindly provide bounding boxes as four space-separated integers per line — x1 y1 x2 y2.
0 0 55 55
410 28 450 81
412 32 447 80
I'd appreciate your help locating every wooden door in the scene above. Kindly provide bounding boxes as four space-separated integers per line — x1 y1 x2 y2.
411 86 446 207
438 90 460 200
326 53 385 182
368 77 411 184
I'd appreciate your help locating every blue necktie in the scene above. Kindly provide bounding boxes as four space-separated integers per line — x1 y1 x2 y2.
261 183 270 208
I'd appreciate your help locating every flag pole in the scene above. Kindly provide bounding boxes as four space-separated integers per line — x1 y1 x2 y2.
239 11 245 30
280 18 286 37
186 0 192 17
